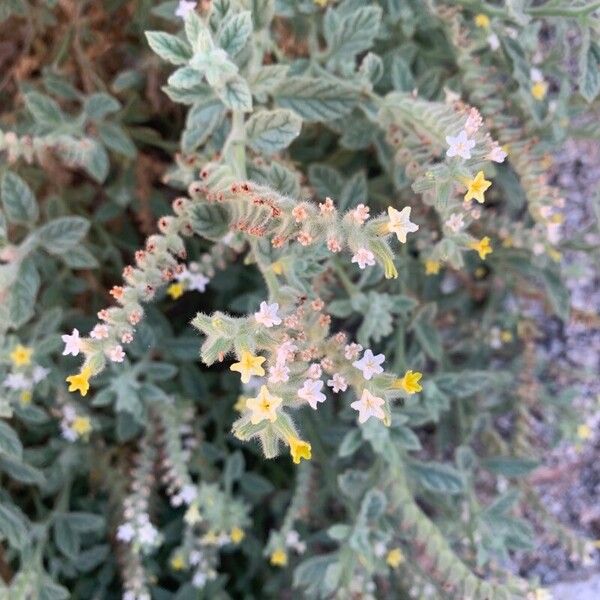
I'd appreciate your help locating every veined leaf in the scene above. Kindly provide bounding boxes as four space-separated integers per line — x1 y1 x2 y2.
246 109 302 154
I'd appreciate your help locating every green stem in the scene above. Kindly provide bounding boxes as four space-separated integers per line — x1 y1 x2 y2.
331 256 359 297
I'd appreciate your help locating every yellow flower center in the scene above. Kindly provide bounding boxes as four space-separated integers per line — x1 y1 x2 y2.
270 548 288 566
72 416 92 437
10 345 33 367
167 282 185 300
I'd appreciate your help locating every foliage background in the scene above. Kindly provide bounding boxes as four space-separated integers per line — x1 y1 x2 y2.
0 0 599 599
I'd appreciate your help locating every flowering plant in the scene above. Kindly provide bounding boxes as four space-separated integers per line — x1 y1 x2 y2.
0 0 598 598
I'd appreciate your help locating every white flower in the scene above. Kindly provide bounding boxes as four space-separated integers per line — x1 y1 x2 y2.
307 363 322 379
350 389 386 424
62 328 81 356
108 345 125 363
90 324 109 340
387 206 419 243
276 340 297 364
175 0 196 19
352 349 385 380
32 365 49 383
489 327 502 349
487 142 507 163
445 213 464 233
445 130 476 159
192 571 208 588
116 523 135 543
63 405 76 421
254 302 282 328
285 530 307 554
532 242 545 256
344 343 362 360
188 272 210 292
297 379 326 409
327 373 347 393
189 550 203 566
179 484 197 505
530 67 544 83
3 373 31 390
487 33 500 51
268 363 290 384
351 248 375 270
138 521 159 545
61 424 77 442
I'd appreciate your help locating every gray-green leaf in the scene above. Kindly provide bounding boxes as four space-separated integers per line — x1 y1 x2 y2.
246 109 302 154
1 171 38 224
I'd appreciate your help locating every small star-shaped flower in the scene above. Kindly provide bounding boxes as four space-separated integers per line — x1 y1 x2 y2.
350 389 386 424
254 301 282 328
352 349 385 380
387 206 419 243
446 130 476 159
246 385 282 424
230 351 266 383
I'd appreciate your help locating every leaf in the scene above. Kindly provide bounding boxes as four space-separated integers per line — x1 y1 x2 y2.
408 460 464 494
60 246 99 269
167 66 205 89
390 54 414 91
0 421 23 460
53 516 80 560
79 139 110 183
66 512 105 533
541 267 570 321
1 171 38 224
308 164 344 199
339 170 367 210
83 93 121 120
358 489 387 521
274 77 359 122
250 65 289 96
0 455 45 486
246 109 302 154
97 122 137 158
268 162 300 197
218 75 253 111
37 217 90 254
435 370 507 399
579 35 600 103
218 10 252 56
181 99 225 153
0 501 29 550
9 258 40 329
23 91 64 125
483 457 539 477
145 31 192 65
325 6 382 63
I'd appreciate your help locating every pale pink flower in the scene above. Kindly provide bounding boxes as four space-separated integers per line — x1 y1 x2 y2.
351 248 375 270
254 302 282 328
350 389 386 424
445 213 464 233
297 379 326 410
352 204 370 224
487 142 507 163
445 130 475 159
175 0 196 19
90 324 109 340
62 328 81 356
319 197 335 215
268 363 290 384
327 373 347 393
276 340 297 364
352 349 385 380
307 363 322 379
327 237 342 253
109 345 125 363
344 343 363 360
464 108 483 136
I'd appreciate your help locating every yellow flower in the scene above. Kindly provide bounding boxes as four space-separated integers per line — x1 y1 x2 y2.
474 14 490 28
287 436 312 464
19 390 32 406
394 370 423 394
72 416 92 437
386 548 405 568
500 330 513 343
202 530 220 545
533 588 552 600
10 345 33 367
230 351 266 384
230 527 245 544
184 503 201 525
531 81 548 101
170 553 186 571
66 366 93 397
425 260 440 275
502 236 514 248
547 247 561 262
464 171 492 203
234 395 247 412
167 282 185 300
475 267 486 278
577 424 592 440
470 237 493 260
271 261 284 275
270 548 288 567
314 0 329 6
246 385 282 424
